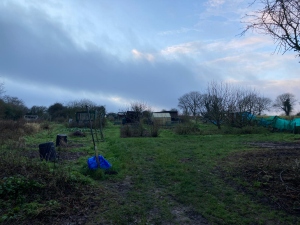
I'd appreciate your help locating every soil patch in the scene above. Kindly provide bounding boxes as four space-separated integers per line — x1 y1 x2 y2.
247 141 300 150
24 142 88 161
217 141 300 214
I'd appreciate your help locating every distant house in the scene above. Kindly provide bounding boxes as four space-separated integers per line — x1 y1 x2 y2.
24 114 38 121
154 110 179 121
152 112 171 125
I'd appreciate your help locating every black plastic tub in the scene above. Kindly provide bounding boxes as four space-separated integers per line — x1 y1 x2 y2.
39 142 57 161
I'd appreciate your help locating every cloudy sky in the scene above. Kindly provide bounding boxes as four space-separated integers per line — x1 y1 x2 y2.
0 0 299 113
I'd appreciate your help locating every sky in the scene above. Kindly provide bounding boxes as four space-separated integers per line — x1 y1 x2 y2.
0 0 299 114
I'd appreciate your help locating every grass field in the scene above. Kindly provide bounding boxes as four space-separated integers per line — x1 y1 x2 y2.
0 120 300 224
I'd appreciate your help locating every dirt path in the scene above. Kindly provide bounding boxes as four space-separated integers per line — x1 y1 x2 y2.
85 175 210 225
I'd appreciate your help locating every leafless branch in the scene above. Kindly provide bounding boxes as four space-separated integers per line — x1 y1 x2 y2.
242 0 300 58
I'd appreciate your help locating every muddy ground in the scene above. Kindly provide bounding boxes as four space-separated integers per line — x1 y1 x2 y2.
218 141 300 215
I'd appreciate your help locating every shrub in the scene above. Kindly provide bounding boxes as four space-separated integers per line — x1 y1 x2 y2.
0 175 43 199
132 122 145 136
120 123 156 137
150 123 160 137
120 124 132 138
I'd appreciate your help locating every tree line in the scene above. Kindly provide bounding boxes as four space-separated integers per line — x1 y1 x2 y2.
0 95 105 122
0 80 298 125
177 81 298 129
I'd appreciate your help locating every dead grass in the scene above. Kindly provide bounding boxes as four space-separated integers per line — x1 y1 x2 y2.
24 122 41 133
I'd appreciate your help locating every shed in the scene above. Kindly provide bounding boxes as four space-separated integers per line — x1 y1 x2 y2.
75 111 96 123
152 112 171 125
24 114 38 121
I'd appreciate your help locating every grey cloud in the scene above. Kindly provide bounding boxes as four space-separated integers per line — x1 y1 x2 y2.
0 3 199 110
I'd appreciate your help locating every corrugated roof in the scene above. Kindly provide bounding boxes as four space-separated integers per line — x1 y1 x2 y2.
152 112 171 118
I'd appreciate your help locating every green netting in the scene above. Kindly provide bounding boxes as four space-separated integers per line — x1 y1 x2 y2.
272 117 291 131
256 116 300 133
255 116 275 127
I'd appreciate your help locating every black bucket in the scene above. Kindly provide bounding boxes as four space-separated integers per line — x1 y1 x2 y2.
56 134 68 147
39 142 56 161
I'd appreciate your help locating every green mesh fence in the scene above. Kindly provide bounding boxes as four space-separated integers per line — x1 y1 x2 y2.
256 116 300 133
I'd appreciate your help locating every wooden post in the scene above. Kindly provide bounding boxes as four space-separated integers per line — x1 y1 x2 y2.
86 105 100 168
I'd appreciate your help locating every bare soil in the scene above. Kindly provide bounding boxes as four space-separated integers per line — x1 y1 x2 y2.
24 142 88 161
217 141 300 215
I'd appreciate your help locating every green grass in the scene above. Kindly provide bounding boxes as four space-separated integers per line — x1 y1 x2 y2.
85 122 299 224
1 121 300 224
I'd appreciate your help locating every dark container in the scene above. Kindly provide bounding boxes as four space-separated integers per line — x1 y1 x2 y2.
56 134 68 147
39 142 56 161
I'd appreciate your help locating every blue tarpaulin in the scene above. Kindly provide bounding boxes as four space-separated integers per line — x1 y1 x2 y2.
87 155 112 170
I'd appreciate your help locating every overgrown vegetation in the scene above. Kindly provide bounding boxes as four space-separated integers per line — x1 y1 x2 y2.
0 120 105 224
1 119 300 224
120 122 160 138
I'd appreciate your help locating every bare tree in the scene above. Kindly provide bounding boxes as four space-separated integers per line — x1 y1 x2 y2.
228 88 258 127
242 0 300 58
129 101 150 122
130 101 149 113
255 96 272 115
202 82 233 129
273 92 297 115
178 94 190 116
201 84 271 128
178 91 204 121
66 99 97 109
228 88 272 127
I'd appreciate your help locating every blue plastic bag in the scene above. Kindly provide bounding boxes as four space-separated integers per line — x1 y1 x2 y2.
87 155 112 170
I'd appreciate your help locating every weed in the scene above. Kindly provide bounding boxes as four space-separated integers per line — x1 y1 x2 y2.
0 175 43 198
